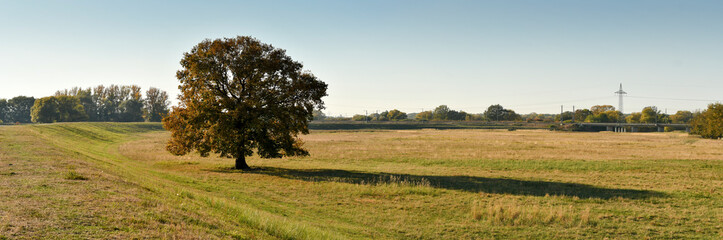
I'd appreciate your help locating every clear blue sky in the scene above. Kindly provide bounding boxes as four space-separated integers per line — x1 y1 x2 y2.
1 0 722 115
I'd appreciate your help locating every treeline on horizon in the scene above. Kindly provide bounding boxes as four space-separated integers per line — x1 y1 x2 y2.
0 85 170 124
315 104 696 124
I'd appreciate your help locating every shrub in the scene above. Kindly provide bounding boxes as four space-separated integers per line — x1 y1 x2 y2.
65 171 88 180
691 103 723 139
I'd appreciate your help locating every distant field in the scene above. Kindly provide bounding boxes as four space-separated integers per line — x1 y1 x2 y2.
309 120 550 130
1 123 721 239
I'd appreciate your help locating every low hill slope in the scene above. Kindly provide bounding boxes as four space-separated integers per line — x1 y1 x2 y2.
0 123 336 239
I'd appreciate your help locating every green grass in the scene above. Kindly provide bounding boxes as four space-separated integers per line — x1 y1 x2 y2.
1 122 722 239
64 171 88 180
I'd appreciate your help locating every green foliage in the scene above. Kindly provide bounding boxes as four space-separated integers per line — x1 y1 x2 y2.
56 87 96 121
352 114 371 121
590 105 615 115
415 111 433 121
0 98 7 123
7 96 35 123
573 109 592 122
143 87 170 122
31 97 60 123
64 171 88 180
432 105 451 120
670 110 694 124
163 36 327 169
691 103 723 139
627 107 669 124
119 99 144 122
56 95 88 122
584 105 621 123
31 96 88 123
430 105 469 121
640 106 660 123
554 111 573 122
40 84 168 123
626 112 642 123
466 113 483 121
483 104 520 121
387 109 407 121
523 113 555 122
378 110 390 121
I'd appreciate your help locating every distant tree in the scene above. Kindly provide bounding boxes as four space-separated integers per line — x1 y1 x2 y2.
368 113 381 121
591 105 616 115
56 87 96 121
378 110 390 121
691 103 723 139
56 95 88 122
484 104 504 121
118 85 144 122
144 87 170 122
352 114 371 121
573 109 592 122
415 111 433 121
105 85 124 121
626 112 642 123
524 112 540 122
312 109 326 121
432 105 450 121
0 99 7 123
554 111 573 122
163 36 327 169
670 110 694 124
484 104 520 121
31 96 87 123
387 109 407 121
93 85 110 121
8 96 35 123
585 105 621 123
466 113 484 121
448 110 468 121
30 97 60 123
640 106 661 123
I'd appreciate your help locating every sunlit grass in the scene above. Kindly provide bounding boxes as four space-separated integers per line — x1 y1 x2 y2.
1 123 722 239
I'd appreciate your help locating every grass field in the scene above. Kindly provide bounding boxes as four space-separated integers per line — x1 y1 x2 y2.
0 122 721 239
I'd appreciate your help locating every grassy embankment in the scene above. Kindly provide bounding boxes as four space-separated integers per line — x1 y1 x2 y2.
0 122 721 239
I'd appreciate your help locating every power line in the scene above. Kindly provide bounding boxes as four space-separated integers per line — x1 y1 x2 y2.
627 95 721 102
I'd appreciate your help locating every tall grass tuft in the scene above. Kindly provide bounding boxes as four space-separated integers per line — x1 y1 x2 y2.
472 198 594 227
64 171 88 180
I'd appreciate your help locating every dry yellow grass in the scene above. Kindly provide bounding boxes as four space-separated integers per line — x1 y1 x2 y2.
2 124 722 239
118 128 721 239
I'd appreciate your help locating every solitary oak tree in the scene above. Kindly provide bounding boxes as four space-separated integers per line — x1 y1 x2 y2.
163 36 327 169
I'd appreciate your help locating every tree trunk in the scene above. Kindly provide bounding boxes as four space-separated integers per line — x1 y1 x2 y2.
235 155 251 170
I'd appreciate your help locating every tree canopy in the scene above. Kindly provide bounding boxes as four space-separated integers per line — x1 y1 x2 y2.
691 103 723 139
670 110 694 124
483 104 520 121
163 36 328 170
143 87 170 122
585 105 621 123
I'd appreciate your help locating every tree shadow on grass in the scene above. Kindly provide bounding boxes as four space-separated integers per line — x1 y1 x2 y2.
209 167 666 200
